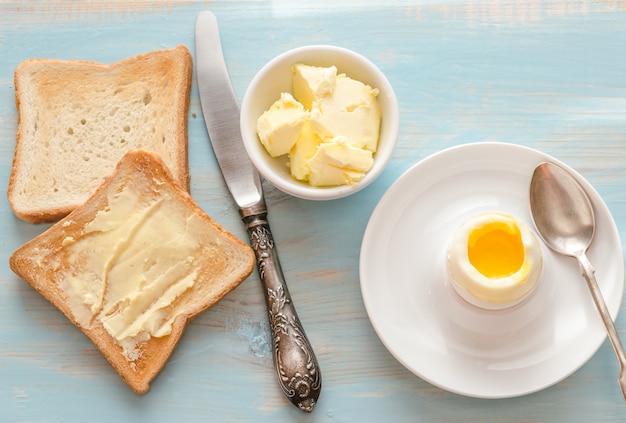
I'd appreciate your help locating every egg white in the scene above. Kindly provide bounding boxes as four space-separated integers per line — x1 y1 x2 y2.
447 212 543 310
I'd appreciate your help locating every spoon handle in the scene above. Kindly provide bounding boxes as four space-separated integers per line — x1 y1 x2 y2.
577 253 626 402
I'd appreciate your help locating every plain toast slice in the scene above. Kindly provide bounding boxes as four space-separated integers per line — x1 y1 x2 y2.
9 45 192 223
10 149 255 394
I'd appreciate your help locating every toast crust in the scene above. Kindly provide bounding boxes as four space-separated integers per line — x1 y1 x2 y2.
9 45 192 224
10 150 255 394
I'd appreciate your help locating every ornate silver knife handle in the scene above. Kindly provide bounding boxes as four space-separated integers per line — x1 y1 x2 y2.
241 206 322 413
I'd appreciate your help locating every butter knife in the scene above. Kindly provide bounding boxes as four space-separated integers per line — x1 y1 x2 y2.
194 11 321 412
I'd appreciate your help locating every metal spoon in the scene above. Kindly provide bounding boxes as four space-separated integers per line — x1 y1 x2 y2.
529 161 626 402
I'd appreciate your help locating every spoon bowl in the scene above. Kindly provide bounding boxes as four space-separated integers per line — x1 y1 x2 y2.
530 162 595 256
530 161 626 403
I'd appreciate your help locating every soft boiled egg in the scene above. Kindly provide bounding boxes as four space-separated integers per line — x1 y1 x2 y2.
447 212 543 310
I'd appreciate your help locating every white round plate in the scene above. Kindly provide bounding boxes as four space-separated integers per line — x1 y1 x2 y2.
359 142 624 398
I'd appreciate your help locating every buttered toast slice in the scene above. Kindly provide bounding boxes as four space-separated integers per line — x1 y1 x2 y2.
9 45 192 224
10 149 255 394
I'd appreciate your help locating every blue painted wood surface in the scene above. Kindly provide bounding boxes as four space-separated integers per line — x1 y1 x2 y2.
1 1 626 421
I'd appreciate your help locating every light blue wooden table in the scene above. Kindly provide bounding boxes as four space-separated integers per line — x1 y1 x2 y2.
2 1 626 421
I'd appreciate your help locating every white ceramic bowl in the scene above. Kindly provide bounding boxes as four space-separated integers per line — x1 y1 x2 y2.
240 45 399 200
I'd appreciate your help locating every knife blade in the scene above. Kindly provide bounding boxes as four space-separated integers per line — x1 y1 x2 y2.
194 11 321 412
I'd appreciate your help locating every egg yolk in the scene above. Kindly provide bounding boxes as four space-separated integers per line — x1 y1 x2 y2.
467 222 524 278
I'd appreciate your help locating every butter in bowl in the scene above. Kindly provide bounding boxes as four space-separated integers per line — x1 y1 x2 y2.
240 45 399 201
